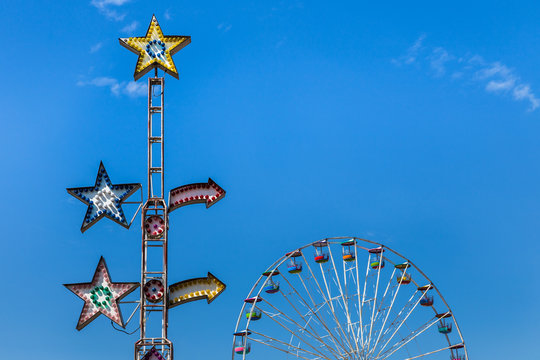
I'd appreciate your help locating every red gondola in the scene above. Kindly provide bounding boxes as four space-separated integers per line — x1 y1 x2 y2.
313 240 329 264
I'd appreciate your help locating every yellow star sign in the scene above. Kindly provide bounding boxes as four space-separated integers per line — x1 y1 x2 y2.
119 15 190 81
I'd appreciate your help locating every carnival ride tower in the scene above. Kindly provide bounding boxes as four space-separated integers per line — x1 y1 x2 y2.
136 74 171 359
65 15 226 360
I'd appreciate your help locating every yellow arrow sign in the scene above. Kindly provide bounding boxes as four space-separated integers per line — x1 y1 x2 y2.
169 272 226 308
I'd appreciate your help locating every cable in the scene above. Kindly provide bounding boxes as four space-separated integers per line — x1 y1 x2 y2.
111 320 140 335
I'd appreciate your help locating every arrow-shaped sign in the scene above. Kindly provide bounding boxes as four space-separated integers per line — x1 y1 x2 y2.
169 272 226 308
168 178 225 213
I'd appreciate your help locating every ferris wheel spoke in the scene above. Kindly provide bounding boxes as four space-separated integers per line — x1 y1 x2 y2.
328 247 360 354
366 265 407 357
360 248 373 351
373 308 416 353
379 288 420 339
365 251 384 355
368 281 399 348
248 332 323 360
253 305 334 360
351 243 365 353
376 315 441 360
299 254 339 315
375 265 398 314
343 259 363 357
356 248 372 351
373 291 425 358
299 253 336 313
298 253 357 357
258 300 342 359
297 268 357 358
326 243 361 355
308 262 356 356
280 270 350 353
404 321 422 356
276 287 346 354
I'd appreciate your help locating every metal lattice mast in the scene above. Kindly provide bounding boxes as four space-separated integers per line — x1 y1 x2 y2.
136 75 172 359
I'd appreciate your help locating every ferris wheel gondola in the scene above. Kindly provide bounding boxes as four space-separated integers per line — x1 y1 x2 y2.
232 237 468 360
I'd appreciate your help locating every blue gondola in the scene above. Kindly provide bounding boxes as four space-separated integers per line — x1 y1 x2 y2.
438 322 452 334
420 295 434 306
286 250 303 274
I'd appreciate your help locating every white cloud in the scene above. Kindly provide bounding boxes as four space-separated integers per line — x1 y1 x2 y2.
393 34 426 66
77 77 146 98
90 0 130 21
124 81 147 97
395 37 540 112
121 21 138 33
164 9 171 20
475 62 512 80
486 79 516 92
475 61 539 110
90 42 103 53
85 77 117 87
513 84 540 111
217 23 232 32
429 47 453 77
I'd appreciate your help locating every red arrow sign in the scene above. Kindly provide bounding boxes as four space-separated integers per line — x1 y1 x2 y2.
168 178 225 213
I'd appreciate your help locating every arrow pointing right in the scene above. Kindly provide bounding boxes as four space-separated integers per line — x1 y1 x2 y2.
168 272 226 308
168 178 225 213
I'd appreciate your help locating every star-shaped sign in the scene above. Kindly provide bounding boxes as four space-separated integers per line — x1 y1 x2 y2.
119 15 191 81
64 257 139 331
66 162 141 233
142 347 165 360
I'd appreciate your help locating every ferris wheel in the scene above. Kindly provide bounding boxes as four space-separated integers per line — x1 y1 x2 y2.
232 237 468 360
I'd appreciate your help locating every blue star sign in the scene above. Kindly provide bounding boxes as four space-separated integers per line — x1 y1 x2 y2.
67 162 141 233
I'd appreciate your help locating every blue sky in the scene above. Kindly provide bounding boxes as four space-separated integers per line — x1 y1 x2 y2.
1 0 539 359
